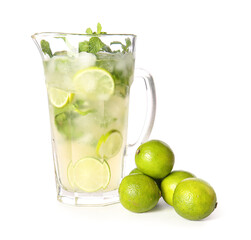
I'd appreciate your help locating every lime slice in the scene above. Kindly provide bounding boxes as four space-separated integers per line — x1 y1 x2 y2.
48 87 71 108
96 130 123 159
73 67 114 100
73 157 110 192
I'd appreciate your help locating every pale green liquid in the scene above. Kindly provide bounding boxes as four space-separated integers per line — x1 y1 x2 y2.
44 52 134 192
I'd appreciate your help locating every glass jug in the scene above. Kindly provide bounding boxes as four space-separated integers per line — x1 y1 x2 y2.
32 32 156 206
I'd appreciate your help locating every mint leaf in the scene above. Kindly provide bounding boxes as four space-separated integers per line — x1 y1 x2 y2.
79 41 89 52
79 37 106 54
88 37 105 54
41 40 53 57
86 28 93 34
125 38 131 49
97 23 102 34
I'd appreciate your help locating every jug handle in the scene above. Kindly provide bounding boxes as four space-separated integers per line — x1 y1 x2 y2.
126 68 156 155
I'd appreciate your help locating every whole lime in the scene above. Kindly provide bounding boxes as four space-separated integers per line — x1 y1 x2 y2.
135 140 175 179
129 167 162 189
173 178 217 220
119 174 161 213
129 168 144 175
161 170 195 206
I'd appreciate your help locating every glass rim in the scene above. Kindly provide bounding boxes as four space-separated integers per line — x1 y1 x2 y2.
31 32 137 39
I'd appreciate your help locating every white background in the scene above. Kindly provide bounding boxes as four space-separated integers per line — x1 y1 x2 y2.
1 0 251 239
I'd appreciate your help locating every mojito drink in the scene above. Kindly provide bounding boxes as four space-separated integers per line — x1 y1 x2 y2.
43 35 135 194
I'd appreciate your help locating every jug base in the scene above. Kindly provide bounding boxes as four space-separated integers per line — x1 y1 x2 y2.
57 186 120 206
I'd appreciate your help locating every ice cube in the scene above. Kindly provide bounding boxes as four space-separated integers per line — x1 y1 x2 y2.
115 53 134 73
43 56 71 75
96 52 122 73
44 56 74 90
73 52 96 71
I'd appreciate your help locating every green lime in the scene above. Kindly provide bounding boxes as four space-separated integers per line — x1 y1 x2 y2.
173 178 217 221
135 140 175 179
119 174 161 213
73 67 114 100
96 130 123 159
129 168 162 189
129 168 144 175
161 170 195 206
48 87 72 108
68 157 110 192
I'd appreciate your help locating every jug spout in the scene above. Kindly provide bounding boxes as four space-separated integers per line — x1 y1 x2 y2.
32 32 78 60
31 33 49 60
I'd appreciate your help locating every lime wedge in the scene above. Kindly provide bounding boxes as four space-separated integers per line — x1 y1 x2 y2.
48 87 72 108
73 67 114 100
96 130 123 159
71 157 110 192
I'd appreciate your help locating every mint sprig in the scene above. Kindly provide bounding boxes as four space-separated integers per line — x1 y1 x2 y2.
85 23 107 35
110 38 132 53
79 23 109 54
79 23 132 54
41 23 132 57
